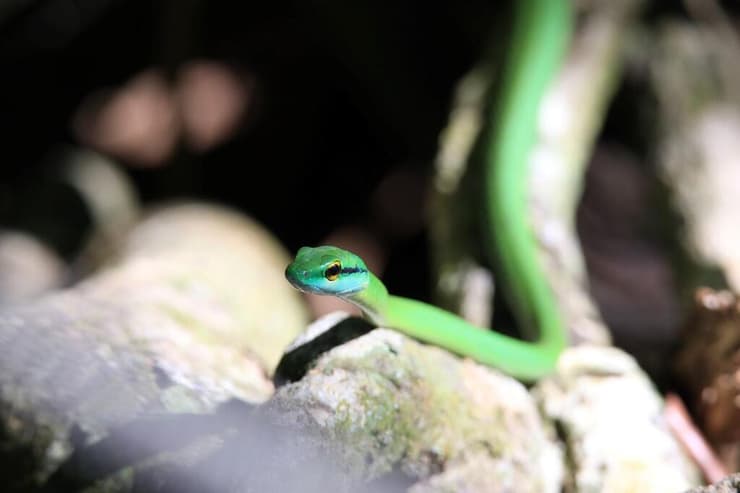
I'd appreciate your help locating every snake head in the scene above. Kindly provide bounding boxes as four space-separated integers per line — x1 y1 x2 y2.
285 245 369 296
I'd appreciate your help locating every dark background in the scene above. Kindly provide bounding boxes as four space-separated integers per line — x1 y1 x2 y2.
0 0 734 384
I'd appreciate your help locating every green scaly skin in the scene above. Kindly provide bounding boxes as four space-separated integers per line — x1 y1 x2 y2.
286 1 572 381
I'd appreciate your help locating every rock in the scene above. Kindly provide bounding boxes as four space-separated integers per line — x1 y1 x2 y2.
683 472 740 493
0 230 65 305
0 202 308 489
534 345 700 492
272 316 564 492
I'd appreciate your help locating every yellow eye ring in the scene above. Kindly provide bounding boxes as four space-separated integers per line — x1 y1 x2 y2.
324 261 341 281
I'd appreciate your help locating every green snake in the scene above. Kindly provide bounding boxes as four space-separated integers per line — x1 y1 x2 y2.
286 1 572 381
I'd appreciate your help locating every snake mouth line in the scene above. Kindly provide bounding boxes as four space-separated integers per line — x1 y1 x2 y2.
284 267 313 293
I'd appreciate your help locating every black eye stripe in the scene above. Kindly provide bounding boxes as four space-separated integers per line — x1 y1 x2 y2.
324 262 366 281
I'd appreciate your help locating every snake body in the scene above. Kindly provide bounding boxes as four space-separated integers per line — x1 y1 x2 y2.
286 1 572 381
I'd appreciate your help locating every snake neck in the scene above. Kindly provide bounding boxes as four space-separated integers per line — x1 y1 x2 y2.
343 273 389 326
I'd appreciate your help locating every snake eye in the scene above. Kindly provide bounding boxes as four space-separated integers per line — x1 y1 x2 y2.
324 261 341 281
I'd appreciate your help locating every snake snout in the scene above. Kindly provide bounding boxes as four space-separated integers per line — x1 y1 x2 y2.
284 264 311 290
